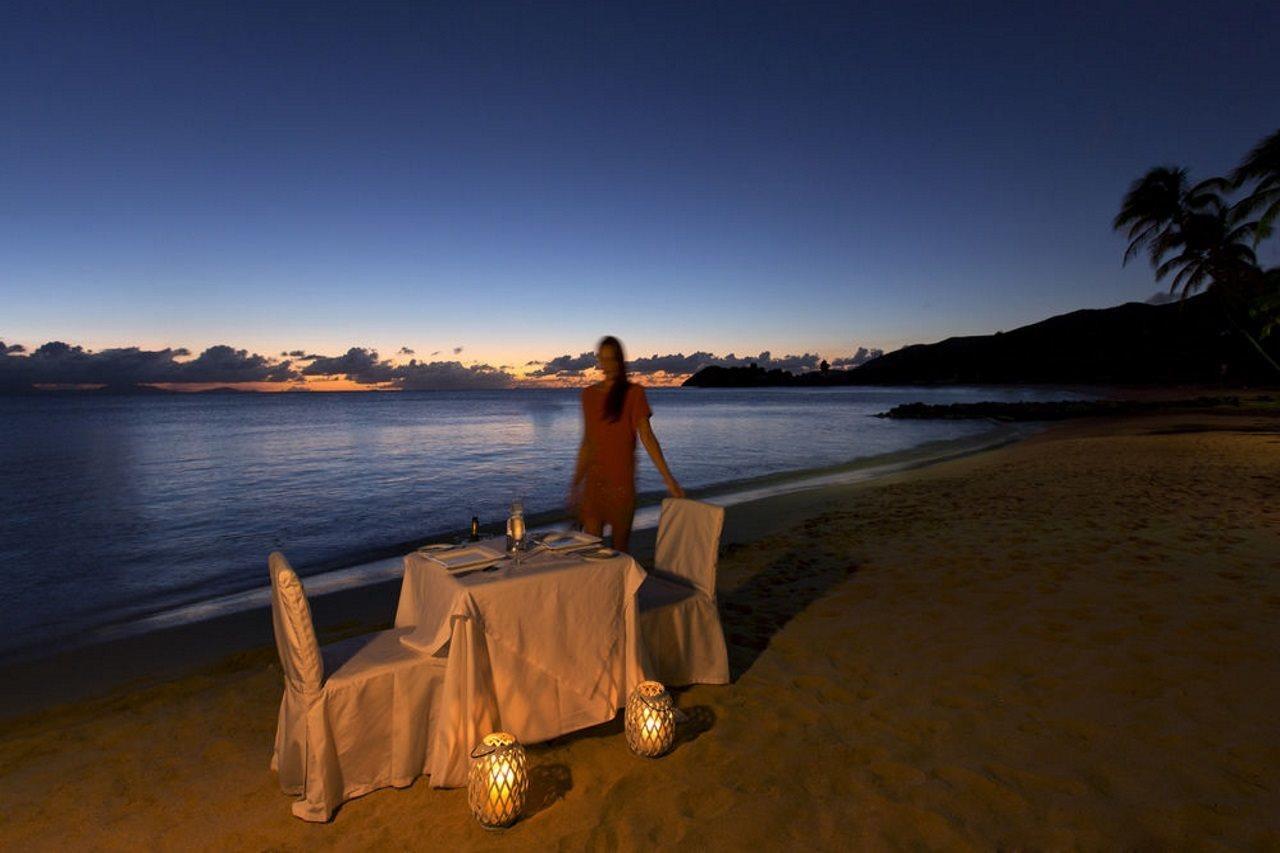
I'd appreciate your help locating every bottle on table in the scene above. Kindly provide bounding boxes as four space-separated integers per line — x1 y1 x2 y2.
505 500 525 553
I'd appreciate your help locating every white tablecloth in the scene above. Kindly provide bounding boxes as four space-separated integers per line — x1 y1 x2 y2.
394 539 647 787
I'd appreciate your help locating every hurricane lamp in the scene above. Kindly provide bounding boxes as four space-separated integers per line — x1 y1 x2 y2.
468 732 528 829
625 680 677 758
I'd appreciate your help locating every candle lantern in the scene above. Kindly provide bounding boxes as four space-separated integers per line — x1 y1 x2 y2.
625 680 677 758
468 731 528 829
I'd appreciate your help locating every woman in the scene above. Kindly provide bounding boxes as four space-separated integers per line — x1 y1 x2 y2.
569 336 684 553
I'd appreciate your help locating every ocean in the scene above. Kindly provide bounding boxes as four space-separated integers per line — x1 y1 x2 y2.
0 386 1082 658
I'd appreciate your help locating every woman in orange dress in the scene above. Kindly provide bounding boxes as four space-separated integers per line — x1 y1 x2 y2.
569 336 684 553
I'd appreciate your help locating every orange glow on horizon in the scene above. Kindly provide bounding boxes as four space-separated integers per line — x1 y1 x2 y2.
143 369 691 393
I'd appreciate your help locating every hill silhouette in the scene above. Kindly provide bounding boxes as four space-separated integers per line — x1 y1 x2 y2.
683 295 1279 387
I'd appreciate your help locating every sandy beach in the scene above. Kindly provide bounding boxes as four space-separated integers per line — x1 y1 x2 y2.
2 410 1278 849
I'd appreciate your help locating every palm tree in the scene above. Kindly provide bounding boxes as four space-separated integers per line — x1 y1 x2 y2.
1114 166 1196 268
1115 168 1257 298
1115 166 1279 374
1232 127 1280 240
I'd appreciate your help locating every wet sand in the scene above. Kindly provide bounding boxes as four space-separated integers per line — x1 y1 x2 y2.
1 411 1278 848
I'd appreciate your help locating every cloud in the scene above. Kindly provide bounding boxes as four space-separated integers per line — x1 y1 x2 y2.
300 348 399 383
2 336 862 392
452 346 464 355
1146 290 1178 305
830 346 885 368
396 360 514 390
299 347 516 389
177 345 295 382
633 350 822 375
527 351 596 377
529 349 823 379
430 350 441 356
0 341 295 390
627 351 719 375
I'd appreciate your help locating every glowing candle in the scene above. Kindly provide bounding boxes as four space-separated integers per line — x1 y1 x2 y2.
468 732 528 829
625 681 677 758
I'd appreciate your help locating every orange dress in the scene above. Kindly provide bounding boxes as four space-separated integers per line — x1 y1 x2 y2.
580 382 651 522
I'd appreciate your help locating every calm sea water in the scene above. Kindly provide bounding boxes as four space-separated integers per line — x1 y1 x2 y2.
0 386 1080 656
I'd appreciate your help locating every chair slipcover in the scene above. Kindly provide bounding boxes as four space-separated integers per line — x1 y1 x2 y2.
638 498 730 685
269 552 446 821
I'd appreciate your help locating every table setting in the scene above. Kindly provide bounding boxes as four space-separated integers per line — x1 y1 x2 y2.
392 505 648 788
269 497 728 823
410 529 617 576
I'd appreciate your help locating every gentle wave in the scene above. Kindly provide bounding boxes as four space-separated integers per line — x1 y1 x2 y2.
77 422 1030 650
0 386 1083 658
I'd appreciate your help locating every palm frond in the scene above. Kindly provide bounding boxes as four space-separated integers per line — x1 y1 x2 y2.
1191 176 1232 195
1170 264 1198 295
1229 245 1259 267
1122 222 1162 265
1155 251 1195 282
1231 185 1279 219
1187 178 1230 213
1179 265 1211 299
1114 166 1189 231
1148 230 1185 266
1259 197 1280 235
1154 255 1183 281
1127 219 1159 241
1230 127 1280 187
1225 221 1256 243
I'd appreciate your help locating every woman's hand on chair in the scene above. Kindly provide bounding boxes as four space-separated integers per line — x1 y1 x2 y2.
665 476 685 499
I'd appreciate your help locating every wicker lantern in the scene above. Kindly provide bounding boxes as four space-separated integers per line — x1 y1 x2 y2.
468 732 528 829
625 680 677 758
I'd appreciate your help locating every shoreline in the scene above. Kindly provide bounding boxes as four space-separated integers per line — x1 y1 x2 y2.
6 384 1254 666
0 420 1032 722
2 409 1277 846
0 420 1032 671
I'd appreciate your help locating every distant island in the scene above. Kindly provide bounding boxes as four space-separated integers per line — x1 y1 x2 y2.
683 294 1280 388
876 396 1271 420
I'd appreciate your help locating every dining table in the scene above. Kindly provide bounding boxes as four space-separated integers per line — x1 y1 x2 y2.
393 536 648 787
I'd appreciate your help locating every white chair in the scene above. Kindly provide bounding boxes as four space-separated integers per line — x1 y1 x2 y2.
269 551 447 821
638 498 730 686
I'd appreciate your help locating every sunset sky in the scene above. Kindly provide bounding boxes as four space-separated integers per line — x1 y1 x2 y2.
2 1 1278 388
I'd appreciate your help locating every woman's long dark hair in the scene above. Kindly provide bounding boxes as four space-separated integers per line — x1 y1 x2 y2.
599 335 630 423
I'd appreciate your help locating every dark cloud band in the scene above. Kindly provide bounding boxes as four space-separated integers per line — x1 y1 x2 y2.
1 339 881 392
300 347 515 389
830 346 885 368
1 341 519 391
0 342 292 390
528 349 841 378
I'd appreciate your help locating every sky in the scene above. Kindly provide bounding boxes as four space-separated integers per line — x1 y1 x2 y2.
2 1 1278 388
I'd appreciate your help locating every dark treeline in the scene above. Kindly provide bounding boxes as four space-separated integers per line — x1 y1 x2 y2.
685 294 1279 387
688 129 1280 390
877 396 1254 421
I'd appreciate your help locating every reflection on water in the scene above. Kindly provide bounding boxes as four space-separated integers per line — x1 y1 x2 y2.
0 386 1081 655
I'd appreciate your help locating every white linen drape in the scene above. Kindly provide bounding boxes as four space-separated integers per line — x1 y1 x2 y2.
269 552 447 821
394 544 647 787
638 498 731 686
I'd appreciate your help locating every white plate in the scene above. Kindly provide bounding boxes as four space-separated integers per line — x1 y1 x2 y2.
536 530 602 551
417 543 454 553
424 544 504 570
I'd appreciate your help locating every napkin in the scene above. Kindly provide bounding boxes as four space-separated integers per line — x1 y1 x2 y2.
423 544 503 571
537 530 602 551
